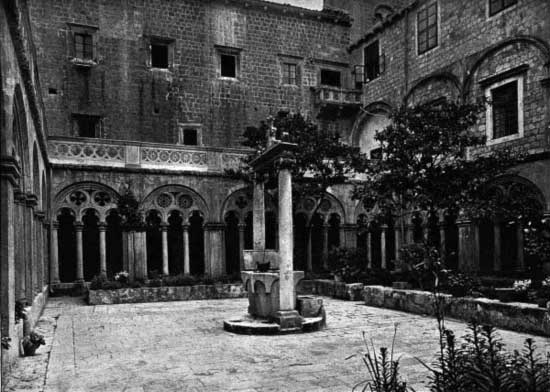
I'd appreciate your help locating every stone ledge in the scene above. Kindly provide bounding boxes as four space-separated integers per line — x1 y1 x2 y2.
88 284 246 305
363 285 550 337
297 279 364 301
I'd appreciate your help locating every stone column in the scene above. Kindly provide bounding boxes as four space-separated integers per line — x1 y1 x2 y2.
205 223 225 277
25 194 37 299
394 226 401 262
439 220 446 264
35 211 45 291
75 222 84 282
493 221 501 272
14 191 26 300
50 221 60 283
98 223 107 276
253 177 265 250
237 223 245 272
183 224 190 275
406 224 415 244
322 223 329 270
0 157 19 345
457 218 479 273
380 224 387 269
366 230 372 269
161 223 169 275
306 224 312 272
278 166 294 311
516 224 525 271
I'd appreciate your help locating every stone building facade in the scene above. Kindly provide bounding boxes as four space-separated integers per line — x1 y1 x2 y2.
1 0 549 384
346 0 550 274
1 0 50 383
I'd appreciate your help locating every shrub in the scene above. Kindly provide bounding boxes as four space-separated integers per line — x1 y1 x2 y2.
89 274 108 290
395 244 441 290
162 274 197 287
15 298 28 323
361 268 393 286
439 271 480 297
328 247 367 283
114 271 129 284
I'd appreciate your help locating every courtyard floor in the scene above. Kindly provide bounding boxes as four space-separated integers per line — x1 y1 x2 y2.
5 297 550 392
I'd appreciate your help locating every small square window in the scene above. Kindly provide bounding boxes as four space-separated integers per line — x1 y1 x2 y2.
282 63 297 85
72 114 100 138
221 54 237 78
74 33 93 60
320 69 341 87
183 129 198 145
489 0 517 16
417 2 438 54
151 43 169 68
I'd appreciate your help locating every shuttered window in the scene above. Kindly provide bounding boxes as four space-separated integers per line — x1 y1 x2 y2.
492 81 518 139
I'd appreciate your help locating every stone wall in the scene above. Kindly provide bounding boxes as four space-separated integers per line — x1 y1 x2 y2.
363 285 550 336
297 279 364 300
88 283 246 305
29 0 351 147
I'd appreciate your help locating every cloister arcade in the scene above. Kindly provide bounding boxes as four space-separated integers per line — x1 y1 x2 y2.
48 175 546 284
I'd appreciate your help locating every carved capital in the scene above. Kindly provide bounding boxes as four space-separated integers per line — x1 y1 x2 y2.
25 193 39 207
98 222 107 231
74 222 84 230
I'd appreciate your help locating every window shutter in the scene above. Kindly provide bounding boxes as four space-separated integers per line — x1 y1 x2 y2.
379 51 386 74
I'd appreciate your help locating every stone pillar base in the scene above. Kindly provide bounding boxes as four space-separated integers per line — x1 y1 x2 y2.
273 310 303 331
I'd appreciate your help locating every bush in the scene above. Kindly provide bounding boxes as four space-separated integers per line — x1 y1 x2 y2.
328 247 367 283
361 268 394 286
419 322 550 392
162 274 197 287
439 271 480 297
395 244 441 290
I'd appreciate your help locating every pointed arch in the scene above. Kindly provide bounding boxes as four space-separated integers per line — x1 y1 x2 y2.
12 84 29 190
54 181 120 222
141 184 208 224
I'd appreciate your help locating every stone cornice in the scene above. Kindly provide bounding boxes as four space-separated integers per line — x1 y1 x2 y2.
0 155 22 186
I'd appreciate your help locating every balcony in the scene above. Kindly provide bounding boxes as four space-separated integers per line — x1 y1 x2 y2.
48 136 251 174
311 87 362 119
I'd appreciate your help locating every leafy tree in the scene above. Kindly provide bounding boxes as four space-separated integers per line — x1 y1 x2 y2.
352 98 526 248
231 111 363 211
117 187 145 231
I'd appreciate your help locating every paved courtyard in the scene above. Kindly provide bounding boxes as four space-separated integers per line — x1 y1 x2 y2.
5 297 550 392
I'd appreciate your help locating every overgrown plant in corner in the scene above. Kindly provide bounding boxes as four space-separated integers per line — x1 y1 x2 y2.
347 324 410 392
22 331 45 356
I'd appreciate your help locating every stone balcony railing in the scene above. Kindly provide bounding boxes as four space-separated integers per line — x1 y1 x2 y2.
312 86 362 106
48 136 251 173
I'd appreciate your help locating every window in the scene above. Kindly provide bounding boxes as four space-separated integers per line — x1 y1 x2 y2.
282 63 297 85
417 2 438 54
320 69 341 87
364 40 383 82
151 43 169 68
74 33 93 59
72 114 100 138
178 124 202 146
492 81 518 138
484 75 524 144
489 0 517 16
221 54 237 78
183 129 198 145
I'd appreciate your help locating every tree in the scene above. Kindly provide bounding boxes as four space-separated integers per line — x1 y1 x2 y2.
352 98 529 261
231 110 363 210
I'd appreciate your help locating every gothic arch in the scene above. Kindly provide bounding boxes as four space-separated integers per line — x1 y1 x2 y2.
295 192 345 224
403 72 461 105
463 35 550 98
141 184 208 224
487 175 546 212
54 182 120 222
350 101 393 151
220 186 277 222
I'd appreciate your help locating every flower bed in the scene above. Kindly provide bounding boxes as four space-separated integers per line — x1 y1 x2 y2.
88 283 246 305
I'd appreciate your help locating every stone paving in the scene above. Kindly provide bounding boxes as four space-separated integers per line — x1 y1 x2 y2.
5 297 550 392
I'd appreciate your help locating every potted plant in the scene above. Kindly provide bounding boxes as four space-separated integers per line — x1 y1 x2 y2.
21 331 45 356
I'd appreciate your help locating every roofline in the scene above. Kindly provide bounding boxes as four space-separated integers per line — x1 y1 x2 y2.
210 0 353 26
348 1 418 52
